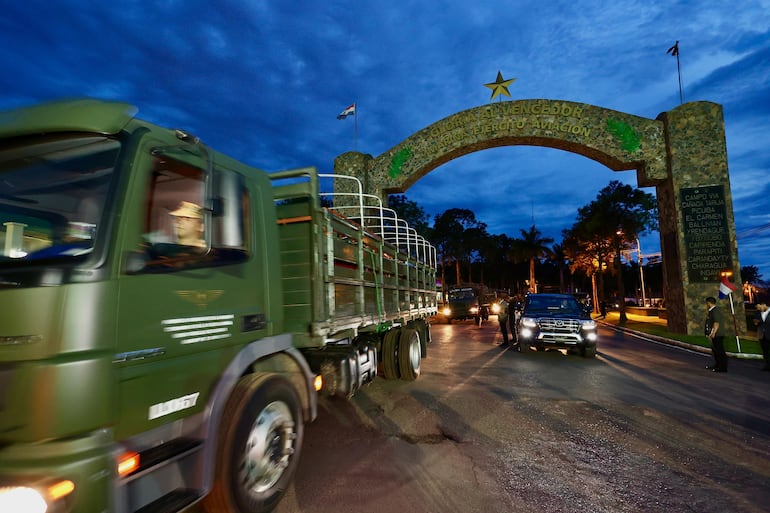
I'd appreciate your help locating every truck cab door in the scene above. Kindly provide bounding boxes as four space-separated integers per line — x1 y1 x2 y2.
113 140 269 440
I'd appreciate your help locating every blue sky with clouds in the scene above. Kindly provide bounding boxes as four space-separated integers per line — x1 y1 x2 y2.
2 0 769 280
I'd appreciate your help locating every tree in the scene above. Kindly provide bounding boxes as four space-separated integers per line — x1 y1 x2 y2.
550 242 569 293
568 180 657 321
511 225 553 294
388 194 431 236
741 265 762 285
432 208 487 288
478 233 516 290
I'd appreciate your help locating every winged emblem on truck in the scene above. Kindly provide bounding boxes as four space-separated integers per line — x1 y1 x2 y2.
175 289 224 308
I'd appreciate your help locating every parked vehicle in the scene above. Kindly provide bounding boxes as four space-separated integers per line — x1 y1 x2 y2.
0 99 437 513
515 293 597 357
438 287 481 324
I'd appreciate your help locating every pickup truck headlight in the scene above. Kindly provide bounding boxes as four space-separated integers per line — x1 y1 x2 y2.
469 306 479 314
441 306 451 316
491 303 501 314
518 316 537 338
581 319 598 341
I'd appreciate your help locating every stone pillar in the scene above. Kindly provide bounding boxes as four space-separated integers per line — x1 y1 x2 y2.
332 151 376 208
657 102 745 335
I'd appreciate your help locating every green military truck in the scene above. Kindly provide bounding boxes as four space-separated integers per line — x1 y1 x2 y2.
438 287 481 324
0 100 437 513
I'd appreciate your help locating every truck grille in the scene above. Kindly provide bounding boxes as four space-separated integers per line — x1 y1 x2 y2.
538 318 581 333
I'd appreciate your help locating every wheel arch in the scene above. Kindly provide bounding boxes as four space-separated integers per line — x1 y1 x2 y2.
199 334 317 494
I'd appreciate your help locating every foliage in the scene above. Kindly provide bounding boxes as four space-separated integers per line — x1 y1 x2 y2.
389 194 431 236
741 265 762 284
400 180 660 297
431 208 487 285
565 180 656 277
510 225 553 293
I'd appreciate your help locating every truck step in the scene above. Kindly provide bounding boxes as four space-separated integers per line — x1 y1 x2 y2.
134 488 201 513
133 437 203 475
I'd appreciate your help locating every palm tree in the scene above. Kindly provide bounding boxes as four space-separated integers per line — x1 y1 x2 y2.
512 225 553 294
550 243 569 293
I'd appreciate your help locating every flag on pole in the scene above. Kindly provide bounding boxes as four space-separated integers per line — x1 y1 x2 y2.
337 103 356 119
666 41 679 56
718 275 737 299
666 40 684 104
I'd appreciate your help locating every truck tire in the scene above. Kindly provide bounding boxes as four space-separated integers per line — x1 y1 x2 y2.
382 328 401 380
414 318 430 357
398 327 421 381
203 373 303 513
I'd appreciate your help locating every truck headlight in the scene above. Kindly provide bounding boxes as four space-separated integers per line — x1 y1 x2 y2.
441 306 451 316
0 487 48 513
0 479 75 513
581 319 597 330
520 317 537 328
491 303 501 314
470 306 479 314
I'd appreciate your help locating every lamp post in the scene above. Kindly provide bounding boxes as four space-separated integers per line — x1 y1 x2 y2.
636 238 646 307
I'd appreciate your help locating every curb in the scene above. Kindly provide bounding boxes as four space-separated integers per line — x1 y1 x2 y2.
598 321 762 360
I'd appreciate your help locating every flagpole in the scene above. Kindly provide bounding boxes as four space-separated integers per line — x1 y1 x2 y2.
675 50 684 105
354 101 358 152
728 292 741 353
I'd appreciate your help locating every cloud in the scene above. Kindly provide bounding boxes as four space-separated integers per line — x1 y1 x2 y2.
1 0 768 281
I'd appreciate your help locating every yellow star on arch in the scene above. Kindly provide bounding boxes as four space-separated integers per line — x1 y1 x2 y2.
484 70 516 101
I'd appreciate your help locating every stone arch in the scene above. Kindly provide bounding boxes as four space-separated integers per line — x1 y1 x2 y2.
334 99 744 336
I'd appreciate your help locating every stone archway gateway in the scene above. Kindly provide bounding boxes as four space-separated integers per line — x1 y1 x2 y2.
333 99 745 335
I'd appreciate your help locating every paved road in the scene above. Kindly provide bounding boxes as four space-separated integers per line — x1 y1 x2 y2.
271 319 770 513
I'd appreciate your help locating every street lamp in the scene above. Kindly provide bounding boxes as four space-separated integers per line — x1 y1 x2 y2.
636 238 646 307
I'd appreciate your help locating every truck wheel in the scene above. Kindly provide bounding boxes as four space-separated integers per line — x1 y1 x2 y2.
203 374 303 513
382 328 401 380
398 327 421 381
414 319 430 356
581 344 597 358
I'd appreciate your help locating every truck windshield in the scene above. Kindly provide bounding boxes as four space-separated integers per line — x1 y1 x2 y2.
0 135 121 265
449 289 475 301
525 296 582 314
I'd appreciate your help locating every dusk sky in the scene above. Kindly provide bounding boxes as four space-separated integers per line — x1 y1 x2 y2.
2 1 768 282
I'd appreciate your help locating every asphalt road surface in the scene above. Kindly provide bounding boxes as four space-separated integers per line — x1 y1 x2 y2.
272 319 770 513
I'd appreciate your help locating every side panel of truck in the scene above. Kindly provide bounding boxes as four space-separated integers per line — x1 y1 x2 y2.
272 169 437 349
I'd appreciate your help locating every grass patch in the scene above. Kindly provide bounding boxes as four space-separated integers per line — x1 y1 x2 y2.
600 311 760 355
